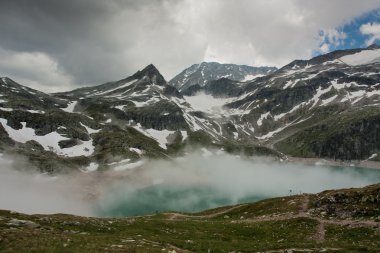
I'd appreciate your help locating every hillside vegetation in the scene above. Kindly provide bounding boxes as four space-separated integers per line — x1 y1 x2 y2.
1 184 379 252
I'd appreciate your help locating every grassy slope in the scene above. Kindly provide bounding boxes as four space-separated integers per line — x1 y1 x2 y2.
0 184 379 252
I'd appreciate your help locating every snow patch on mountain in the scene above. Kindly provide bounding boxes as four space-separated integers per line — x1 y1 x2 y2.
283 80 296 89
62 101 78 113
340 49 380 66
274 103 305 121
257 112 271 126
92 79 137 96
26 110 45 114
321 95 338 106
256 120 296 140
242 74 264 82
129 148 143 155
0 118 95 157
113 160 145 172
0 107 13 112
81 162 99 173
145 129 175 149
131 97 160 107
184 93 234 113
134 123 175 149
80 122 101 134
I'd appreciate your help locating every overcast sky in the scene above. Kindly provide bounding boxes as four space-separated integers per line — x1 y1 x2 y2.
0 0 380 92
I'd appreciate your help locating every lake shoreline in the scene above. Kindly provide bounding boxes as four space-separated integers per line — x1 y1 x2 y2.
286 156 380 170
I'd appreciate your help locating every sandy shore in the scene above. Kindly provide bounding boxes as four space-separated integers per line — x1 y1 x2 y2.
285 156 380 170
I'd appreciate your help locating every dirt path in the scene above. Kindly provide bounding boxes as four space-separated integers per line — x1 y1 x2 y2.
260 247 342 253
300 194 309 215
215 194 376 237
300 194 327 242
164 195 379 243
165 204 248 220
314 221 326 242
166 243 194 253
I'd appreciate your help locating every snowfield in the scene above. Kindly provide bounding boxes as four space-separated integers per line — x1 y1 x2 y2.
184 92 234 113
0 118 95 157
340 49 380 66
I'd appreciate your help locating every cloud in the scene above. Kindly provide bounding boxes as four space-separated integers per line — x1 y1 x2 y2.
0 0 379 92
319 43 330 53
360 22 380 45
0 48 75 92
316 28 347 54
0 154 94 215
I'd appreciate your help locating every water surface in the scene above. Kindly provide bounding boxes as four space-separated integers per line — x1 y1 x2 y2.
95 154 380 217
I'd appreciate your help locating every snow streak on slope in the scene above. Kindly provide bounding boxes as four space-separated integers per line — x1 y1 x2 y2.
92 79 137 96
242 74 265 82
62 101 78 113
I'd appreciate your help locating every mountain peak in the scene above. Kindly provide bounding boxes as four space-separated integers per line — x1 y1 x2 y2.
169 62 277 91
132 64 167 86
142 63 159 72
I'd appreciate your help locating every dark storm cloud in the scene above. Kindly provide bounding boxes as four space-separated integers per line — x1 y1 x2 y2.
0 0 192 89
0 0 157 88
0 0 379 92
0 0 108 51
0 0 163 52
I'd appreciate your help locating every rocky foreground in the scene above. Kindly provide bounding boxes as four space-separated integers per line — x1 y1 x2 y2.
0 183 379 252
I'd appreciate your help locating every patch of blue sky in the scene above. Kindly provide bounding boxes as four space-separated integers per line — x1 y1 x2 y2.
313 8 380 57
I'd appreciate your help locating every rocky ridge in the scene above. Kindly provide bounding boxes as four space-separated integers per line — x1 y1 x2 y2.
169 62 276 92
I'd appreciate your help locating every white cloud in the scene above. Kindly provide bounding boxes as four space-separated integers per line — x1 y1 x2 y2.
360 22 380 45
0 0 379 91
321 29 347 46
0 48 75 92
174 0 376 69
319 43 330 53
316 28 347 54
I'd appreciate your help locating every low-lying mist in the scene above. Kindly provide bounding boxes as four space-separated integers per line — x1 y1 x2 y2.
0 154 95 216
1 150 380 217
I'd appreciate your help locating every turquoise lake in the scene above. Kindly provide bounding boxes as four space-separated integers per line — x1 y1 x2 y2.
94 157 380 217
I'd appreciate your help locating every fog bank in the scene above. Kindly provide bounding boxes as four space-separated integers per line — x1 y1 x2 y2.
94 151 380 217
0 150 380 217
0 154 95 216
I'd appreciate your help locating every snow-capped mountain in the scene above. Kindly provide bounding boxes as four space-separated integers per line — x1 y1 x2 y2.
0 77 103 172
57 64 236 141
1 64 261 172
221 44 380 160
169 62 277 92
1 45 380 173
